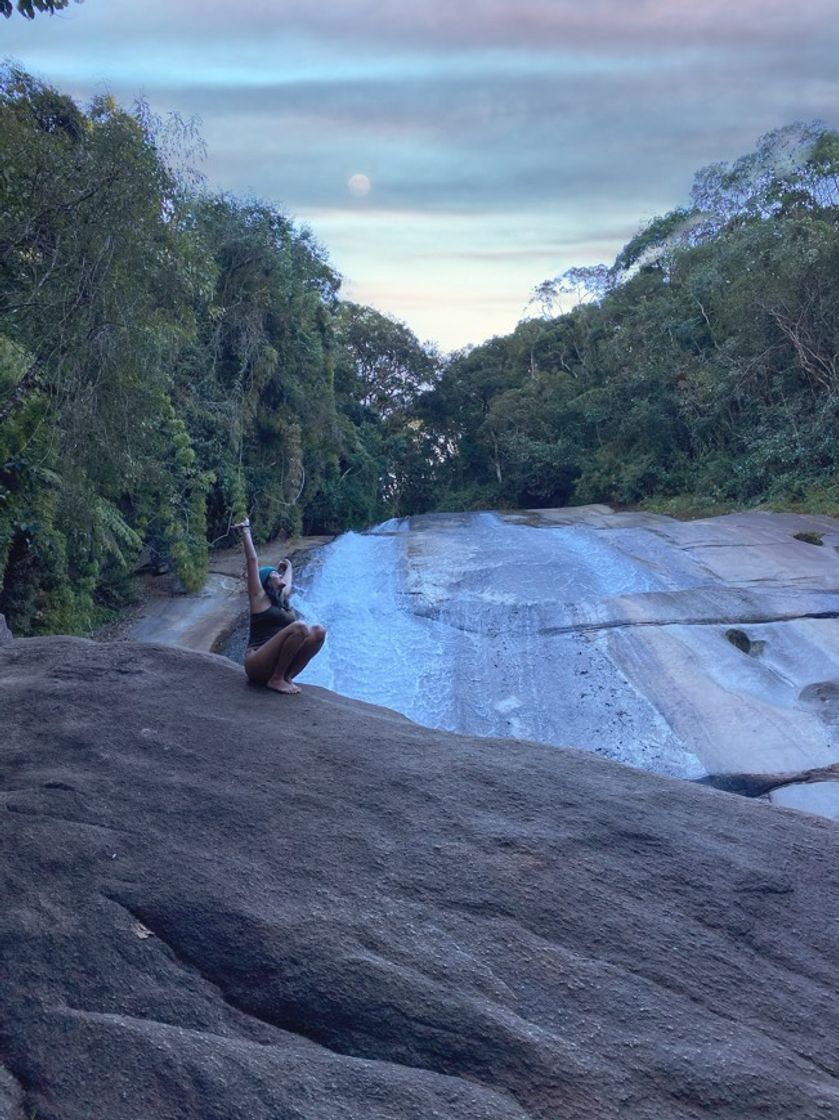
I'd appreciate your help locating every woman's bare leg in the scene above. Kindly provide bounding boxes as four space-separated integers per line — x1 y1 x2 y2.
244 622 308 693
285 625 327 686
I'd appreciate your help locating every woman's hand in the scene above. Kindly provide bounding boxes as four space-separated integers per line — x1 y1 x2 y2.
237 517 259 571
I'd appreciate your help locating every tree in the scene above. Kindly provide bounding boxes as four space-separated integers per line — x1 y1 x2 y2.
180 194 342 541
527 265 614 319
1 0 81 18
335 303 437 417
0 66 445 633
0 67 212 626
690 122 839 226
432 123 839 516
612 208 696 276
329 303 440 521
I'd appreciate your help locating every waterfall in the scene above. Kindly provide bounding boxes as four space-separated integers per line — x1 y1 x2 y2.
293 522 452 728
295 511 706 778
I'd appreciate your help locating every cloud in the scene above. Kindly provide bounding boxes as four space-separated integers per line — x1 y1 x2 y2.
4 0 839 350
10 1 839 90
177 53 819 223
36 0 838 53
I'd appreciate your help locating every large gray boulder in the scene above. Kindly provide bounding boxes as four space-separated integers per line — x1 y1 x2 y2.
1 637 838 1120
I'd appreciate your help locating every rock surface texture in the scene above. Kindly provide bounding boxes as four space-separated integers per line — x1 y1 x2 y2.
293 508 839 817
2 637 839 1119
125 535 332 653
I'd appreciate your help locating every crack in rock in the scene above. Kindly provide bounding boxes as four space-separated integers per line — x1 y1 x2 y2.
542 610 839 637
696 763 839 799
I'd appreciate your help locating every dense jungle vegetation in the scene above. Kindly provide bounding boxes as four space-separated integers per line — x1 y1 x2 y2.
2 67 838 635
429 120 839 516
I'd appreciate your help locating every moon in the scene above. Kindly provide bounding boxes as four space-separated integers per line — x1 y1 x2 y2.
347 173 372 197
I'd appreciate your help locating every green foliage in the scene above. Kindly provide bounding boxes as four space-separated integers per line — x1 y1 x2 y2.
1 0 79 18
0 66 210 628
0 68 441 633
331 303 441 520
422 123 839 520
613 208 695 275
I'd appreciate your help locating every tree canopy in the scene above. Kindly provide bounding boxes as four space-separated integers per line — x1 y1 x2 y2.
420 124 839 515
1 0 81 18
0 67 438 634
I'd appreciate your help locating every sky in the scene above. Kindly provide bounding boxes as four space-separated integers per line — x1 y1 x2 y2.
3 0 839 351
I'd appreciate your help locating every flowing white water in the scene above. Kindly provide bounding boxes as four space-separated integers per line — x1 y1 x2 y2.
293 522 451 727
294 511 707 777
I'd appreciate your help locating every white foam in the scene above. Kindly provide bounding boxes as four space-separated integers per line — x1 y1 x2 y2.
296 515 704 778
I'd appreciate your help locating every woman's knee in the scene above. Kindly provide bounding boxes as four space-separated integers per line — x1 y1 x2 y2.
309 624 327 643
287 620 309 640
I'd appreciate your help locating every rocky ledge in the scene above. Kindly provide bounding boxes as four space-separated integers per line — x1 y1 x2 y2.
2 636 838 1119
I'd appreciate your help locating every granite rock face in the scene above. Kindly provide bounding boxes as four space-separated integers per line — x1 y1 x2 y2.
2 637 839 1120
293 508 839 817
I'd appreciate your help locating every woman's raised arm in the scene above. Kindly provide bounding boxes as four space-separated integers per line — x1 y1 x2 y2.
234 519 266 606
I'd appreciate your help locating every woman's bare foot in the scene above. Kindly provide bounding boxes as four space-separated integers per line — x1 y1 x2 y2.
266 678 301 695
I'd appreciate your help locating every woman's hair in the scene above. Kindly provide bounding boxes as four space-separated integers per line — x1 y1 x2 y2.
259 565 289 609
265 583 289 609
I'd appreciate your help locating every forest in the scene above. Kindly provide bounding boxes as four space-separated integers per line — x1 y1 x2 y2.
2 66 838 636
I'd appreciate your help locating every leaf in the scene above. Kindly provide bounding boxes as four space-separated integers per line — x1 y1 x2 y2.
94 497 142 566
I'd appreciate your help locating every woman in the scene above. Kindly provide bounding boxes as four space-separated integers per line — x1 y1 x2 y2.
234 518 326 694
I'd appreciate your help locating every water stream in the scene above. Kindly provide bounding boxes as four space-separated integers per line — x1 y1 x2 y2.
267 510 710 778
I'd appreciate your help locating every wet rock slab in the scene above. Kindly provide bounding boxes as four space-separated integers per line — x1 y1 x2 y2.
2 637 839 1119
297 508 839 818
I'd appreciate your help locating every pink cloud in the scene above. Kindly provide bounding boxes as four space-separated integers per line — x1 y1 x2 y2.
290 0 831 50
70 0 839 52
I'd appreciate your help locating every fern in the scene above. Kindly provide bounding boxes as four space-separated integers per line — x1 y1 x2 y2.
94 497 142 566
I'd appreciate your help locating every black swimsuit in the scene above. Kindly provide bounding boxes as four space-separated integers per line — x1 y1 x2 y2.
247 603 298 651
